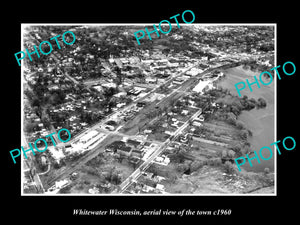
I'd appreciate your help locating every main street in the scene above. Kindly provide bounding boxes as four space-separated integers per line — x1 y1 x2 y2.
43 61 239 190
118 108 203 193
43 63 199 189
117 62 241 193
68 63 199 143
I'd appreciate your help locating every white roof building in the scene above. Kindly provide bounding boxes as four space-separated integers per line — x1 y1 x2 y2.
55 179 69 189
80 130 99 144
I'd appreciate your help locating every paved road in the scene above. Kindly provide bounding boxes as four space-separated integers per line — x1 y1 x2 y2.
38 163 51 176
119 108 203 193
43 62 239 190
116 62 242 193
45 133 118 188
69 63 199 142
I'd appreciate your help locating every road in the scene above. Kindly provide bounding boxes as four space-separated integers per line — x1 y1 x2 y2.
45 133 118 188
69 63 199 142
43 61 239 190
43 63 199 189
117 62 241 193
38 163 51 176
119 108 203 193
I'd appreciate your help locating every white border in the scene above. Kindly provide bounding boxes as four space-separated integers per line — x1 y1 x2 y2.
21 23 277 196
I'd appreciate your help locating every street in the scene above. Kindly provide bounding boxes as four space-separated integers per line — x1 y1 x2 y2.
42 61 239 191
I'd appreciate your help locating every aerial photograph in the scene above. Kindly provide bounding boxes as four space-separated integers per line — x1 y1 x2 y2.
21 24 275 195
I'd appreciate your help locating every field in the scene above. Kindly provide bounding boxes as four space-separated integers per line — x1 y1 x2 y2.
163 166 274 194
68 152 135 194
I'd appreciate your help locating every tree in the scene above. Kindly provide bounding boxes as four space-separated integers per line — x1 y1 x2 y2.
239 129 248 140
212 158 222 166
226 112 237 125
221 150 228 158
111 172 122 185
264 167 270 175
257 98 267 108
190 160 203 172
176 163 189 173
236 121 245 129
229 143 243 155
242 95 248 101
227 150 235 158
223 161 236 174
24 122 38 133
41 118 51 128
104 87 116 99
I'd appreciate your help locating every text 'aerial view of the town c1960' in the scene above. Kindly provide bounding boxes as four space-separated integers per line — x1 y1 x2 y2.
22 24 275 195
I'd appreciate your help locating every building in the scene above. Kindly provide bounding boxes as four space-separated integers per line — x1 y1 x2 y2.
80 130 99 145
155 184 165 192
145 77 157 84
116 146 132 157
126 139 142 148
131 149 144 158
70 130 106 152
105 141 126 152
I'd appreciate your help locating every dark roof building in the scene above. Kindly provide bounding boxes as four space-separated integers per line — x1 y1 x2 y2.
126 139 141 148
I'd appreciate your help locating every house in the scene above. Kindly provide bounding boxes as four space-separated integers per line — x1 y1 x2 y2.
88 186 100 194
142 171 154 179
192 119 202 127
143 129 152 134
198 114 205 122
141 185 155 193
105 141 126 152
131 149 144 158
154 155 170 166
136 101 146 107
40 155 47 166
129 157 140 165
181 110 189 116
171 120 180 128
145 77 157 84
155 184 165 192
55 179 69 189
173 78 184 85
165 130 174 136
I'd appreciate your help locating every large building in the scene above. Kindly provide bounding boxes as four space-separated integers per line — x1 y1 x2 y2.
68 130 107 153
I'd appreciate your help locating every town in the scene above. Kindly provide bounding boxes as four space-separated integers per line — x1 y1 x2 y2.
22 24 275 194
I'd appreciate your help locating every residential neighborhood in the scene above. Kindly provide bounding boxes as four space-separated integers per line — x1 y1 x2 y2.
22 24 275 195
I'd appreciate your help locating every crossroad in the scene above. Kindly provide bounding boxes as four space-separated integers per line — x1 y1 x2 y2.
116 63 241 193
29 60 239 192
118 108 203 193
67 63 199 144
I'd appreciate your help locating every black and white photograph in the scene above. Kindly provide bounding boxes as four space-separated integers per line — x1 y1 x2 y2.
21 24 275 195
